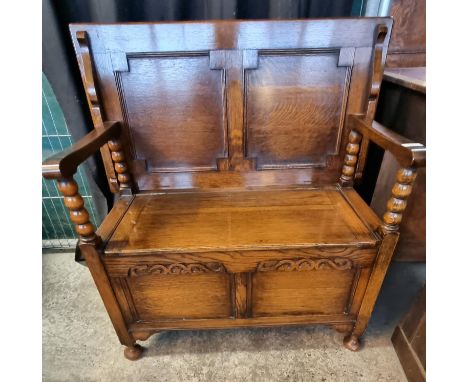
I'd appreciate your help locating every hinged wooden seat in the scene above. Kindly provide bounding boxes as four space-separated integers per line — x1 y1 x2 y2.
42 19 425 360
104 188 379 255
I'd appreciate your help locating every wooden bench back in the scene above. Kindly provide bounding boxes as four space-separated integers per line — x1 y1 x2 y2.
70 18 392 192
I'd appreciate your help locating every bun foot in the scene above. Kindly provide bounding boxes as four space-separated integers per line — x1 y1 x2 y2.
334 324 353 334
343 334 361 352
124 344 144 360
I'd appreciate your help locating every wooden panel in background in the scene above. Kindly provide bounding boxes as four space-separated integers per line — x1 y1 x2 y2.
392 286 426 381
370 70 426 261
386 0 426 68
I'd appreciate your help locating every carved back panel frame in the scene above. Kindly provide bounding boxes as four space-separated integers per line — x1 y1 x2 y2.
70 19 392 192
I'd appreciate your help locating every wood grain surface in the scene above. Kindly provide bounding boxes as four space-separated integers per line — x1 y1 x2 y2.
105 188 379 254
39 19 428 359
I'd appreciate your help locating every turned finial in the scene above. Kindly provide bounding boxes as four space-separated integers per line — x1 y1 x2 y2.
381 167 417 234
339 130 363 186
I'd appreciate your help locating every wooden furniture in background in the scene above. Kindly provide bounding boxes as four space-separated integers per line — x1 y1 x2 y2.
370 67 426 261
392 285 426 381
42 19 426 360
386 0 426 68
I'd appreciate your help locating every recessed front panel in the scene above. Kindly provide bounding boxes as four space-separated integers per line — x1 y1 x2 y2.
252 267 356 317
118 54 226 172
126 272 232 321
246 52 351 169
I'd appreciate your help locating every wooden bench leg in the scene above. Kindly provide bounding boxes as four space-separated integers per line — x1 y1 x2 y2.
55 177 143 360
80 243 144 360
343 233 399 351
343 167 417 351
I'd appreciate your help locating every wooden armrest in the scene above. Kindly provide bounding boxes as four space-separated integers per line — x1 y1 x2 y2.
348 114 426 168
343 114 425 235
42 121 122 179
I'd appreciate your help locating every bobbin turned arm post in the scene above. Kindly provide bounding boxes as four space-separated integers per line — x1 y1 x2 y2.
42 120 131 244
42 120 142 358
339 129 363 187
341 114 426 351
343 114 426 232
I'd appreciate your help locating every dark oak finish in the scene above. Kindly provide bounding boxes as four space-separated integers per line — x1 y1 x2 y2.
392 286 426 381
42 121 121 180
348 115 425 168
371 68 426 261
386 0 426 68
383 67 426 94
354 22 388 181
42 19 426 360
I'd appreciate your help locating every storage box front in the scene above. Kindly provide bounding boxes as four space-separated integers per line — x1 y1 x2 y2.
107 249 375 326
111 262 233 322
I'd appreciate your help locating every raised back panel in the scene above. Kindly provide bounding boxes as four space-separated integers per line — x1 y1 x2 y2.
117 54 226 172
246 50 351 169
70 19 392 191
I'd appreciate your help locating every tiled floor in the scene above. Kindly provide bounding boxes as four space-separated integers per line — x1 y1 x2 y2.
43 252 424 381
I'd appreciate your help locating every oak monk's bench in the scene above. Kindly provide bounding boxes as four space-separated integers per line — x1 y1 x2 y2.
42 19 426 360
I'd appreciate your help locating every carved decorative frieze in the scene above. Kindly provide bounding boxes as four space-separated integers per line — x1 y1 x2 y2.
257 257 353 272
128 262 226 277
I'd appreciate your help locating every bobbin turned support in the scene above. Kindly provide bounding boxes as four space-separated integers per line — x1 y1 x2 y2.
108 137 133 193
339 129 363 187
343 167 417 350
380 167 417 234
42 122 123 243
42 119 141 359
340 114 425 351
57 178 99 245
